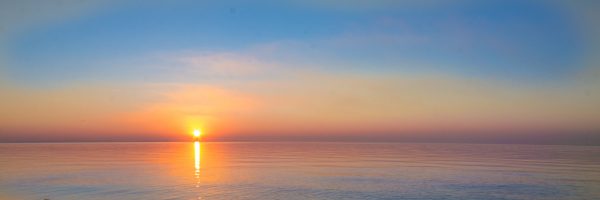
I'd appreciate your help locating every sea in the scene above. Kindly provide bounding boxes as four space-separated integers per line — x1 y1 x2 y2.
0 142 599 200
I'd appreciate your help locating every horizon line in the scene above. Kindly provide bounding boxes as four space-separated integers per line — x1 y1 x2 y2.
1 140 599 146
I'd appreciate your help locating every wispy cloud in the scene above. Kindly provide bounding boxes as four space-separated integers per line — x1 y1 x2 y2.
167 52 271 77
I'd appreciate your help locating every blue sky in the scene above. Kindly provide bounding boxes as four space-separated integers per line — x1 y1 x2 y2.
4 0 585 86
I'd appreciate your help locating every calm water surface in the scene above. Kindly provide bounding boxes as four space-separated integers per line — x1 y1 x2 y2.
1 142 599 200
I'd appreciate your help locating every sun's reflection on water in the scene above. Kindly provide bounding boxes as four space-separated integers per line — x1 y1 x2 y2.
194 141 201 188
194 141 203 199
195 141 201 172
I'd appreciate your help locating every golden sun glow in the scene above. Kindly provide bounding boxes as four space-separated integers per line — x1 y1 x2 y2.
193 129 202 137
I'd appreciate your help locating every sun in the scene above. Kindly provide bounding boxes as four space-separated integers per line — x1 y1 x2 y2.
193 129 202 137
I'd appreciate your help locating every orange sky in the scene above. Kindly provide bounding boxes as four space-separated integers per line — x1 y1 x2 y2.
1 71 598 143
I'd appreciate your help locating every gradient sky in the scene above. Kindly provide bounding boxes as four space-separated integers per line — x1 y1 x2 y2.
1 0 599 144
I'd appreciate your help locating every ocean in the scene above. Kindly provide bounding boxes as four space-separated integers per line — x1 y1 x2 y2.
1 142 599 200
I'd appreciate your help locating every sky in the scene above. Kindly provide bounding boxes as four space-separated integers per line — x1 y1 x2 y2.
0 0 599 144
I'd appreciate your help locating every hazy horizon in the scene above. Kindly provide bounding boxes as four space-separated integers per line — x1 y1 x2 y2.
2 131 599 145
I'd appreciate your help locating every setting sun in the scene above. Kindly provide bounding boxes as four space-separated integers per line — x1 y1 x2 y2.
193 129 201 137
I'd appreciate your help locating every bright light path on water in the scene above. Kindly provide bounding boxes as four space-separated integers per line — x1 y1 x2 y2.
194 141 200 171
